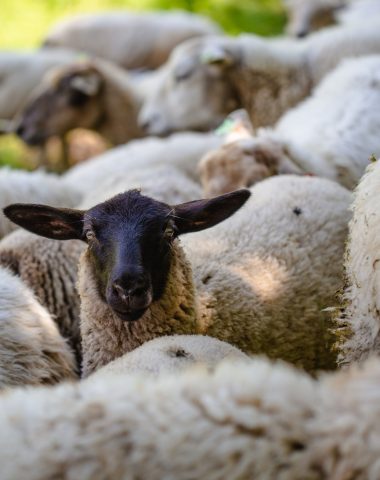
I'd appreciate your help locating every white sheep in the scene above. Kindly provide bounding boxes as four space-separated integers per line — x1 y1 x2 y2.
63 132 222 195
0 229 85 363
89 335 249 379
200 55 380 194
42 10 222 70
5 175 351 375
283 0 380 38
0 49 78 121
0 167 81 239
139 21 380 135
1 357 380 478
16 58 148 147
79 164 202 209
334 158 380 366
0 267 77 387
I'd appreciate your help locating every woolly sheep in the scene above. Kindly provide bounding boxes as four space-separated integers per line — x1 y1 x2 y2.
284 0 380 38
5 175 351 376
0 230 85 363
79 164 202 209
0 49 78 121
199 55 380 195
0 267 76 387
283 0 345 37
42 10 222 70
0 168 81 239
16 58 147 147
90 335 249 379
2 357 380 478
63 132 222 195
139 22 380 135
334 159 380 366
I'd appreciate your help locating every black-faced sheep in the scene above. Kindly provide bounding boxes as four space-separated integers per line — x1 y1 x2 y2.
5 175 351 375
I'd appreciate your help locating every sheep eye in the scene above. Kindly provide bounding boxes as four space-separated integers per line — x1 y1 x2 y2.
85 230 96 241
174 70 192 82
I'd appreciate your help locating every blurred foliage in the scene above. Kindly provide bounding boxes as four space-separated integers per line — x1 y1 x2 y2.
0 0 285 169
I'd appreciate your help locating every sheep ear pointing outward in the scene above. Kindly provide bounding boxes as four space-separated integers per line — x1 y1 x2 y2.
70 72 101 96
200 45 235 67
172 189 250 235
3 204 85 241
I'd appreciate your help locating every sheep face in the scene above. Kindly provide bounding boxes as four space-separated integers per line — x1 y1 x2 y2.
16 63 103 146
4 189 250 323
199 137 302 196
284 0 340 37
139 38 240 136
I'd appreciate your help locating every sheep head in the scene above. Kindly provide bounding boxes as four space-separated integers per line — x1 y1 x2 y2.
199 137 302 196
138 37 241 136
16 61 103 146
283 0 342 37
4 189 250 322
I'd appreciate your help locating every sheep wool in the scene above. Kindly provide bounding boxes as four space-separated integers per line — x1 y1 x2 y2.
335 159 380 365
2 357 380 479
0 229 85 362
89 334 249 379
0 268 77 387
64 132 221 196
0 167 81 238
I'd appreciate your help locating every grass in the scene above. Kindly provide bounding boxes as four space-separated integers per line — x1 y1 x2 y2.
0 0 286 170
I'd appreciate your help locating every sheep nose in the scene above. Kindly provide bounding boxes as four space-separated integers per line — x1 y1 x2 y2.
112 276 148 300
16 124 25 137
296 30 308 38
139 113 161 133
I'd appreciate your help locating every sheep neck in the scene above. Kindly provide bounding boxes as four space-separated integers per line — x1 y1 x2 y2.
93 62 143 145
79 240 198 377
227 50 312 128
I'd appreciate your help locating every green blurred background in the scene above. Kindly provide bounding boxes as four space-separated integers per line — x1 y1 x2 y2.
0 0 285 169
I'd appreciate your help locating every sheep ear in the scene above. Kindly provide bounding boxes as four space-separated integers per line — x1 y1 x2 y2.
70 72 101 96
172 189 251 235
200 45 235 67
3 204 85 240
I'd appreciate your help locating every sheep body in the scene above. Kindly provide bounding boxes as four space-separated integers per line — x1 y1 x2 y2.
79 164 202 209
2 357 380 479
43 10 222 70
284 0 380 37
335 159 380 366
90 335 249 379
80 175 351 375
0 267 77 387
0 168 81 238
0 230 85 362
63 132 222 195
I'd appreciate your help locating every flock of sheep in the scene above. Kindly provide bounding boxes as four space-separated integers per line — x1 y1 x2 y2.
1 0 380 478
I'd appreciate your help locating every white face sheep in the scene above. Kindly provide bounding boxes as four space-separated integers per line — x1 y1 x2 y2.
283 0 345 37
4 175 351 376
16 59 144 147
139 24 380 135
